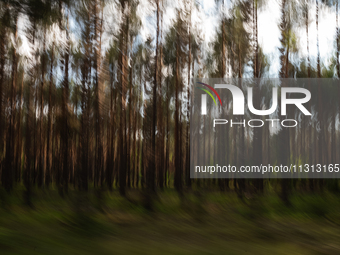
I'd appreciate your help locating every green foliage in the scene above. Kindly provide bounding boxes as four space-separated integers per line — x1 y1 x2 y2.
1 189 340 254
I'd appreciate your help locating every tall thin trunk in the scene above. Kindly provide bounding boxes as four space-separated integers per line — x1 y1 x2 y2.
335 1 339 166
132 87 138 188
136 93 142 188
148 0 159 196
60 13 70 195
186 8 191 188
119 0 128 196
165 73 170 187
236 42 245 198
337 1 339 77
278 0 290 205
107 62 114 190
93 1 103 187
222 7 226 77
13 19 20 183
80 7 91 191
158 2 165 189
3 18 17 191
38 27 46 188
305 2 313 191
174 14 182 195
24 20 37 206
0 11 5 180
136 88 143 188
15 74 24 183
316 0 321 78
46 41 54 187
316 0 324 190
33 69 37 185
306 4 311 78
252 0 262 192
24 81 32 206
127 38 133 188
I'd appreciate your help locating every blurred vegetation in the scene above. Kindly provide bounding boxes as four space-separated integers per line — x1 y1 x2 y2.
1 188 340 254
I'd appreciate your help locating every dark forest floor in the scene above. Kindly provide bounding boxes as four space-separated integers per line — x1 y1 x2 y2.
1 186 340 254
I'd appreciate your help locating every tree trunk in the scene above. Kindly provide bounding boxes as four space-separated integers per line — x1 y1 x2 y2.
174 15 182 195
38 28 46 188
119 0 128 196
316 0 321 78
186 8 191 189
46 39 54 187
3 18 18 192
0 11 5 183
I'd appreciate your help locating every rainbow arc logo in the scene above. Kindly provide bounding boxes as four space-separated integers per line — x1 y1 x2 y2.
196 82 222 106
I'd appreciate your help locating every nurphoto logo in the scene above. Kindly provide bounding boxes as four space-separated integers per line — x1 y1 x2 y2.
190 79 340 179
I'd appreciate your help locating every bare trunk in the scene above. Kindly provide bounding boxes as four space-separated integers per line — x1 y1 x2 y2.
316 0 321 78
38 28 46 188
0 14 5 180
127 39 133 188
46 41 54 187
119 0 128 196
174 15 182 195
3 18 18 191
186 8 191 188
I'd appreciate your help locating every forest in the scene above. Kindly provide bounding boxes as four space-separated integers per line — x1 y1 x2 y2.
1 0 340 254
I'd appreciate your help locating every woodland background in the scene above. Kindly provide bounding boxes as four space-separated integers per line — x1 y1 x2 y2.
1 0 340 254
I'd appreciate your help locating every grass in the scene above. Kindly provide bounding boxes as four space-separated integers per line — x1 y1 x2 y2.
1 186 340 254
